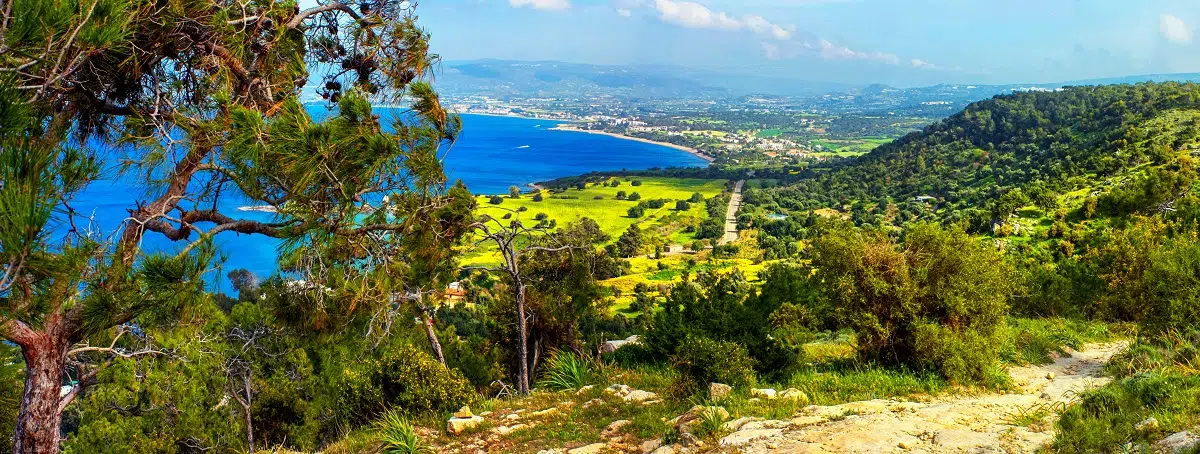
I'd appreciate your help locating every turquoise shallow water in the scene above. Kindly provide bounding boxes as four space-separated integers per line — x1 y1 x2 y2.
72 111 706 282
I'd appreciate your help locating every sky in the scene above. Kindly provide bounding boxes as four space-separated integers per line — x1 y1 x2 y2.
411 0 1200 87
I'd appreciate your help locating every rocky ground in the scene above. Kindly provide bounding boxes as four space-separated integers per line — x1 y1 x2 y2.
433 342 1200 454
723 342 1127 454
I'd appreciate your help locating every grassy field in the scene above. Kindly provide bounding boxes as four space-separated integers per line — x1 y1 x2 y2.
462 177 728 266
809 137 892 157
604 255 776 314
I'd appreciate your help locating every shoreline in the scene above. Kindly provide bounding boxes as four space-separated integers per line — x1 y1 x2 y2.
459 111 576 123
550 125 716 163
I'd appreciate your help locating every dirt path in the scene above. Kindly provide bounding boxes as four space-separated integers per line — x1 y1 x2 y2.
724 342 1128 453
718 180 745 246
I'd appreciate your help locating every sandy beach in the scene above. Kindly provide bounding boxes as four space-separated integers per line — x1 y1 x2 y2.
550 125 716 163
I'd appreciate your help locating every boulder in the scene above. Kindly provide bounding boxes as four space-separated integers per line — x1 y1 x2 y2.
722 416 762 432
709 383 732 400
531 407 559 417
576 385 595 395
447 415 485 435
1154 431 1200 453
751 388 777 399
778 388 809 404
602 335 642 354
605 384 659 403
650 445 677 454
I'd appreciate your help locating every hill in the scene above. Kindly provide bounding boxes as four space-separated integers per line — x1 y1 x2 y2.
748 82 1200 231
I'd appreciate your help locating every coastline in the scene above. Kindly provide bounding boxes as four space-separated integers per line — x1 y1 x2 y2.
550 125 716 163
460 111 576 123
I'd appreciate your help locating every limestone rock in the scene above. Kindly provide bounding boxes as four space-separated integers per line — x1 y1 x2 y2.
720 428 783 447
447 415 485 435
650 445 677 454
1046 372 1056 379
606 384 659 403
709 382 732 400
639 438 663 453
576 385 595 395
751 388 777 399
1154 431 1200 453
531 407 559 417
505 413 520 421
453 406 474 418
567 443 607 454
1136 417 1161 431
722 416 762 432
603 419 632 437
779 388 809 404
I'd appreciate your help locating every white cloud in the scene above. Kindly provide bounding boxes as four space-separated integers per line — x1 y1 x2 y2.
617 8 633 17
653 0 791 40
509 0 571 11
911 58 935 69
1161 14 1192 44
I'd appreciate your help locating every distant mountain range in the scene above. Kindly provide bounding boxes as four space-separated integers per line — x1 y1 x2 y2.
431 59 853 98
430 59 1200 106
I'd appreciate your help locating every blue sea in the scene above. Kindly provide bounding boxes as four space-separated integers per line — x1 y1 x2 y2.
72 112 706 285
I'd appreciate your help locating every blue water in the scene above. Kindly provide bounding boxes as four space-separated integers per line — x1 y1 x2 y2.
71 112 706 285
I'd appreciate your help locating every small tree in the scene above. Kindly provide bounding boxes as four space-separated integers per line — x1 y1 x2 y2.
489 195 504 205
690 193 704 203
676 200 692 211
628 192 642 201
632 180 643 186
532 192 544 202
616 190 628 200
628 206 645 218
510 186 522 199
615 225 644 258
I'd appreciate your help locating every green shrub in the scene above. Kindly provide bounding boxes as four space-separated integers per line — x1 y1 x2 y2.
811 222 1012 385
537 351 593 391
329 342 476 424
670 336 755 398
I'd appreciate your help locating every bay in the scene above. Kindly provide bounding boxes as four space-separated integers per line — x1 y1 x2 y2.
71 111 707 283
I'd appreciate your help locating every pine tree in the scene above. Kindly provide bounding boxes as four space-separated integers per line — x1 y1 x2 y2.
0 1 462 451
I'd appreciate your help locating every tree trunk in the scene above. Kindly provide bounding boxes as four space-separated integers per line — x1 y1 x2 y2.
515 282 530 395
419 307 446 365
14 334 67 454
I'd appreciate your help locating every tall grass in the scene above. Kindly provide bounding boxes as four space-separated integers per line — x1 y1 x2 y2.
537 351 594 391
374 410 429 454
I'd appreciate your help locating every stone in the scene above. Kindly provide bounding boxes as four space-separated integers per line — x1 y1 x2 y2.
1046 372 1056 380
447 415 485 435
567 443 607 454
602 335 642 354
605 384 632 396
1154 431 1200 453
583 398 605 408
720 428 783 447
639 438 663 453
650 445 677 454
722 416 762 432
751 388 777 399
709 383 732 400
505 413 521 421
576 385 595 394
531 407 559 417
604 419 632 436
453 406 474 418
492 424 525 435
624 389 659 403
671 406 729 427
1135 417 1160 431
778 388 809 404
536 450 565 454
479 411 493 417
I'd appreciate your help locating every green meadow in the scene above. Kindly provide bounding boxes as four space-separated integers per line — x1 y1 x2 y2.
462 177 728 265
